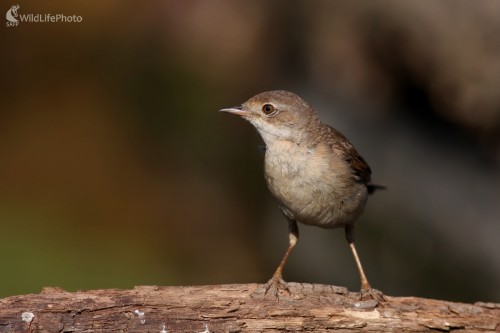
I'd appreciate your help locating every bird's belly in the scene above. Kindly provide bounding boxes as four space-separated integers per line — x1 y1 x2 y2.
264 148 367 228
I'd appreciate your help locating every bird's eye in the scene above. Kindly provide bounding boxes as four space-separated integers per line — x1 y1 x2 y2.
262 104 275 115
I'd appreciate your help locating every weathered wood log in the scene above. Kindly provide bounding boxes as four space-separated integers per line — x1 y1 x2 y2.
0 283 498 332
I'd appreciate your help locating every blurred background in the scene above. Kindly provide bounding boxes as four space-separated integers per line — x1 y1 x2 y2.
1 0 499 303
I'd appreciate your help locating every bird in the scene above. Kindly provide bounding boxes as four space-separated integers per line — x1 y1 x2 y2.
220 90 384 297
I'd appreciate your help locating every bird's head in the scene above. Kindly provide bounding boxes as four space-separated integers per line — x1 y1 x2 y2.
220 90 319 144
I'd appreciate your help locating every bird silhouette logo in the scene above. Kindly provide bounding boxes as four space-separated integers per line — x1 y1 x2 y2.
6 4 20 27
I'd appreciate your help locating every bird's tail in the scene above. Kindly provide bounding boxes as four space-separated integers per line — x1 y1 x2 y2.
367 184 386 194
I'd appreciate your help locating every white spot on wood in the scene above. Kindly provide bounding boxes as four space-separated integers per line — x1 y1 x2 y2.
198 323 210 333
160 324 168 333
134 309 145 324
21 312 34 323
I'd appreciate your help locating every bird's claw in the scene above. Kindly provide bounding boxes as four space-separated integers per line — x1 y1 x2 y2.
252 275 290 300
264 276 290 298
359 287 386 302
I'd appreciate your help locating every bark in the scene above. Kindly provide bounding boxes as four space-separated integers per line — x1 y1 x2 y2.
0 283 498 332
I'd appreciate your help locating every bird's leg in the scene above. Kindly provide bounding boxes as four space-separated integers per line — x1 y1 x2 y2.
264 218 299 297
345 224 370 290
345 224 385 301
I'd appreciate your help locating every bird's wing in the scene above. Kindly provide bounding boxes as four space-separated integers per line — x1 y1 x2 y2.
323 125 372 185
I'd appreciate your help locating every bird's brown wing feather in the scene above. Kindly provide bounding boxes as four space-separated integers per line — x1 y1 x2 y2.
344 146 372 185
323 125 372 185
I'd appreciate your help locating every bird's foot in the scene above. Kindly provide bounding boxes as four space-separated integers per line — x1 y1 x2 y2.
253 274 290 300
350 287 386 310
359 287 386 302
264 276 290 298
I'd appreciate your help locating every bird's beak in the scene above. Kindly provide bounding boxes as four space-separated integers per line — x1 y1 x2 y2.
219 106 250 117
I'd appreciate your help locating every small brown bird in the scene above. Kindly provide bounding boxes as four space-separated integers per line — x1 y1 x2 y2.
220 90 384 296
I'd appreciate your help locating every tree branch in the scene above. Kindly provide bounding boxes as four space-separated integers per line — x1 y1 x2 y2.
0 283 498 332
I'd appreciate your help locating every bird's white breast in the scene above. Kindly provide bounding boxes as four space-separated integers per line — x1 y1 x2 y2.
264 140 367 228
